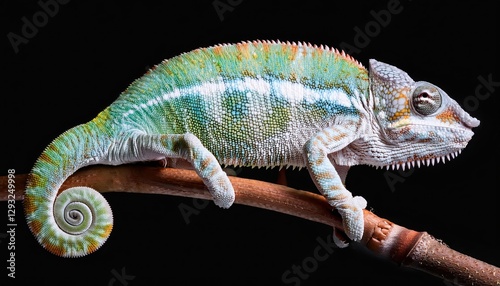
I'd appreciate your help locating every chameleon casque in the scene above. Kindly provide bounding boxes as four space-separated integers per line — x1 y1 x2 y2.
24 40 480 257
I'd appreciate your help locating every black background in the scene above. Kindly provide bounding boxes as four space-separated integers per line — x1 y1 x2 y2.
1 0 499 285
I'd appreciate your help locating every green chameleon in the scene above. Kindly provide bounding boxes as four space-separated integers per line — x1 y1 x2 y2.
24 40 479 257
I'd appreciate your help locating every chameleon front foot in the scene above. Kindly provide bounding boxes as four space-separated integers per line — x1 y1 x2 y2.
303 126 367 247
331 195 367 247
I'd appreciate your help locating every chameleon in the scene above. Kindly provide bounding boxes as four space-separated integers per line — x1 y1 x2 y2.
24 40 480 257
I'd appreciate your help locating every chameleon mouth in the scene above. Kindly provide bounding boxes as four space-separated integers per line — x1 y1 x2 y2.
373 149 462 171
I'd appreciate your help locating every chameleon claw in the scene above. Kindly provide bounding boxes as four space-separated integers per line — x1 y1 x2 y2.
335 195 366 242
333 227 350 248
353 196 367 209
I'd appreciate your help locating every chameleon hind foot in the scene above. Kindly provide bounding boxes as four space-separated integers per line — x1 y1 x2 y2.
134 132 236 208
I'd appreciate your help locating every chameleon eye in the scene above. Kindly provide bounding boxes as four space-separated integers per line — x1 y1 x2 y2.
412 84 442 116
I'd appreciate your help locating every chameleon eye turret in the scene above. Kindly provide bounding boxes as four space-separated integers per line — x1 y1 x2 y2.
412 83 442 116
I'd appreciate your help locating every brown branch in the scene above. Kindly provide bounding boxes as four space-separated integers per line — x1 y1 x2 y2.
1 165 499 285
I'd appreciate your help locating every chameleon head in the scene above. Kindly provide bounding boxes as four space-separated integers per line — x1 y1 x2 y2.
367 59 480 169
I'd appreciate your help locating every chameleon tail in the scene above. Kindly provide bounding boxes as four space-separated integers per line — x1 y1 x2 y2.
23 123 113 257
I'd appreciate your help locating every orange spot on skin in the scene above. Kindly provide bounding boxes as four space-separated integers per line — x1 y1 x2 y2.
312 46 324 58
236 42 250 60
85 237 101 254
241 69 256 78
25 173 40 189
332 132 347 142
213 45 223 56
23 191 46 215
314 156 325 166
390 109 410 121
200 157 213 170
389 92 410 121
28 219 43 236
260 41 271 53
280 43 288 53
102 224 113 238
288 44 298 61
330 191 348 200
317 171 335 180
436 107 460 124
38 152 55 165
44 241 66 257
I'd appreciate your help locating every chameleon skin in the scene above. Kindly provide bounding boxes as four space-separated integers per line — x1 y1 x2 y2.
24 40 479 257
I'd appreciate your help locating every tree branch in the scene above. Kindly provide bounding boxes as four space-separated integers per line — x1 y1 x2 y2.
1 165 498 285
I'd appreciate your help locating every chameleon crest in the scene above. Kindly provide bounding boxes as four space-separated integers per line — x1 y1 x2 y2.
24 40 479 257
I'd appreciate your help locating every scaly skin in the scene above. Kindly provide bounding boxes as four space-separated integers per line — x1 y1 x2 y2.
24 40 479 257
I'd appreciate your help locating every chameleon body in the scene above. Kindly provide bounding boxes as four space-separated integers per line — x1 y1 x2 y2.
24 40 479 257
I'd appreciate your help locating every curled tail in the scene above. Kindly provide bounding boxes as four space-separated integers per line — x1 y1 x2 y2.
24 122 113 257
